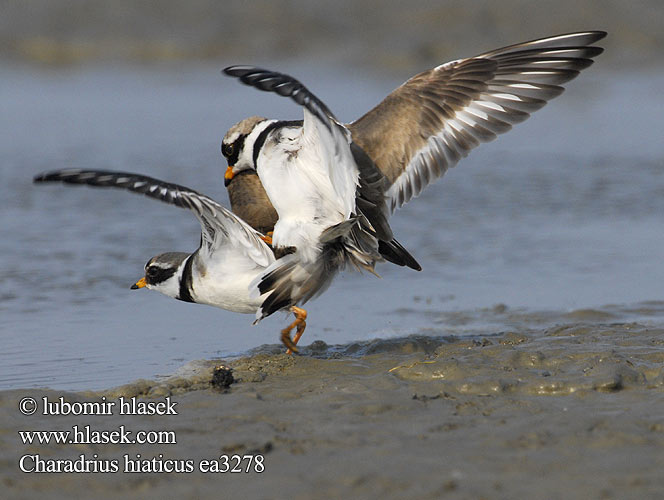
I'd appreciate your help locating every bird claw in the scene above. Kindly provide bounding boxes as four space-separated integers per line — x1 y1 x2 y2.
280 306 307 355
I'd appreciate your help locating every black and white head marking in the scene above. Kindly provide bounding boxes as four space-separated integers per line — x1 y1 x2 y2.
222 116 274 178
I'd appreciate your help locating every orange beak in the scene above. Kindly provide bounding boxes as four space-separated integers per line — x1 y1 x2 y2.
131 277 147 290
224 166 235 187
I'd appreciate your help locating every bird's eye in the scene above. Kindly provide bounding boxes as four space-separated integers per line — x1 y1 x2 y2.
146 266 158 277
222 143 234 158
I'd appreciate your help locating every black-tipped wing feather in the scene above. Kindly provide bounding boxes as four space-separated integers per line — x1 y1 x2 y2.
34 169 274 267
224 66 338 131
348 31 607 211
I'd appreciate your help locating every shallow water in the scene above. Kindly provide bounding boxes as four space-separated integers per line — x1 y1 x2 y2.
1 62 663 390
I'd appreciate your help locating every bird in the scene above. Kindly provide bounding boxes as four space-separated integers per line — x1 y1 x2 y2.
220 74 423 349
221 31 606 235
219 31 606 349
31 169 318 351
34 31 607 354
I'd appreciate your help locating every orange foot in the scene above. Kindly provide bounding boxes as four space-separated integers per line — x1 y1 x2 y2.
260 231 274 246
280 306 307 355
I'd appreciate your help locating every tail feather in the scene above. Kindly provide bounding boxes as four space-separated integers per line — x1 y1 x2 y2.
319 217 360 243
254 218 361 322
378 239 422 271
253 250 341 323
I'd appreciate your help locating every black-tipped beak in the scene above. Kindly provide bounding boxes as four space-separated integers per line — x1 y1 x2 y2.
131 277 147 290
224 165 234 187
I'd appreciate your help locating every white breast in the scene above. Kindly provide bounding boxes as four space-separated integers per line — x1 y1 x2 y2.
190 248 266 314
257 125 358 258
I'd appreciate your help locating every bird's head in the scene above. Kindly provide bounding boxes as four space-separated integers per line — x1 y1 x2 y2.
131 252 189 300
221 116 272 186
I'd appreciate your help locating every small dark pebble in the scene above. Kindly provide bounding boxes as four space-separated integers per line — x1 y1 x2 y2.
210 365 235 389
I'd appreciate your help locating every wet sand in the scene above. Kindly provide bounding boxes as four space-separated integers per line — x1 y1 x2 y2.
3 309 664 499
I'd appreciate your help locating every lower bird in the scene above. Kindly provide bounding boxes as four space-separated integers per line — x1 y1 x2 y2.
33 169 306 353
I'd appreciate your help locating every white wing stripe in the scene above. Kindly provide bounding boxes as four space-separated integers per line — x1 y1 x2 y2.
492 92 522 102
464 107 490 121
508 83 541 90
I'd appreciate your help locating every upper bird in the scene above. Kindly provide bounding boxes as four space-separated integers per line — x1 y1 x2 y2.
222 31 607 237
221 68 423 338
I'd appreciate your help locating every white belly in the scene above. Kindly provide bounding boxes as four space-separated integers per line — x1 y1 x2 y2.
190 253 266 314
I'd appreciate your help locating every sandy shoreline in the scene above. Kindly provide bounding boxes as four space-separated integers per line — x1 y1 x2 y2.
2 319 664 499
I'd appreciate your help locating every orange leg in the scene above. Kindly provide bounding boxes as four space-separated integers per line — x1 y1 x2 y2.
260 231 274 246
290 310 307 346
281 306 307 355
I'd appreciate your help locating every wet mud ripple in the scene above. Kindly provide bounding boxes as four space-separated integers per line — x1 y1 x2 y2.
389 323 664 396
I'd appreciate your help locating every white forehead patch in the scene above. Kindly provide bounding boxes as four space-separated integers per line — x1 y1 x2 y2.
223 116 268 144
223 129 241 145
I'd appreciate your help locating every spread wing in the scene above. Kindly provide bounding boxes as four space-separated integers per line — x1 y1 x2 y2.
33 169 274 267
348 31 607 212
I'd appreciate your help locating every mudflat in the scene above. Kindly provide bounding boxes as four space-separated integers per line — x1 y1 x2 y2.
3 314 664 499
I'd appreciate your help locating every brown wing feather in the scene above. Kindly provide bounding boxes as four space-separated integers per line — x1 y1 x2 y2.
348 31 607 212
